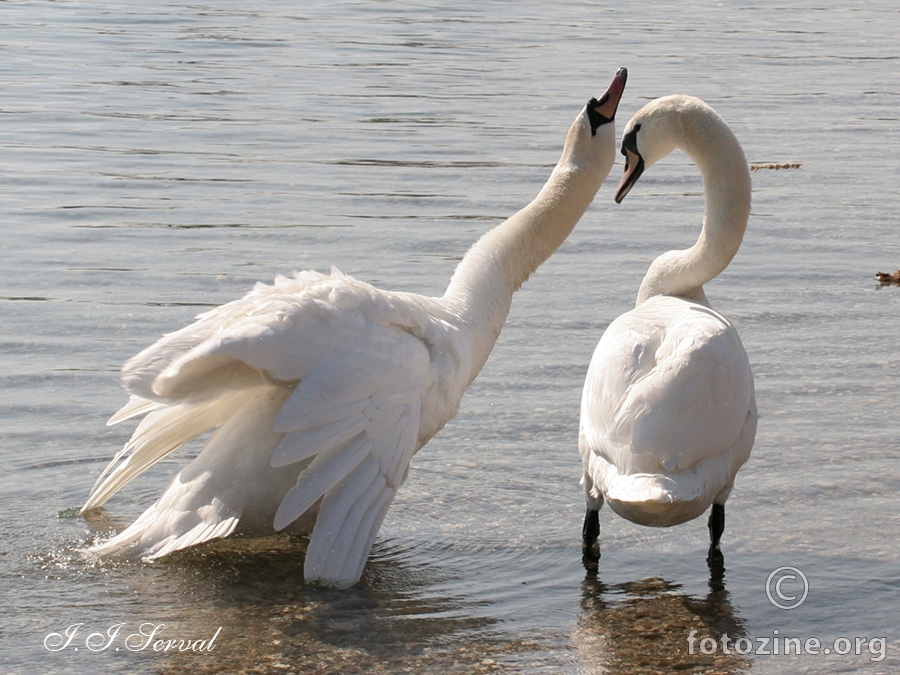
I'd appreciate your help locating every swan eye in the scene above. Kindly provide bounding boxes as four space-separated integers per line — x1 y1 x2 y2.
586 95 613 136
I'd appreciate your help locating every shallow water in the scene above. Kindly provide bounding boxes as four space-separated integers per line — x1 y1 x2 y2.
2 1 900 673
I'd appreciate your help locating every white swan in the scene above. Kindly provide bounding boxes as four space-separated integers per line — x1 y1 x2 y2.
80 68 628 588
579 95 757 564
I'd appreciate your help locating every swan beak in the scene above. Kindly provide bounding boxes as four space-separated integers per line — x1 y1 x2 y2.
587 67 628 134
601 67 628 119
614 146 645 203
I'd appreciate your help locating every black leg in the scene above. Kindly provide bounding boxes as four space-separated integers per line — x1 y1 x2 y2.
707 503 725 563
582 509 600 571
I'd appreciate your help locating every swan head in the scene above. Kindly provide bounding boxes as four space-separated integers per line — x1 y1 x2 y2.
561 67 628 173
614 95 715 203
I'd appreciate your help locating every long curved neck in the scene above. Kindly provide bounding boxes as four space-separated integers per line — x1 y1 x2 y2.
443 158 607 378
636 114 751 306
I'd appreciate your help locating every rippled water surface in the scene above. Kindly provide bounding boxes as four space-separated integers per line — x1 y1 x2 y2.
3 1 900 673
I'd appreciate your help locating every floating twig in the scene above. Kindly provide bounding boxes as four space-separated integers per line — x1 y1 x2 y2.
750 162 803 171
876 270 900 286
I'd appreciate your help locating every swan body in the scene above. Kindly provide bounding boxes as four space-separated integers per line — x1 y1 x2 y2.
81 68 628 588
579 95 756 562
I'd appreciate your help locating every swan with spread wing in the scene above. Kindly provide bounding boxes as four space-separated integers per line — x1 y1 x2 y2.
81 68 628 588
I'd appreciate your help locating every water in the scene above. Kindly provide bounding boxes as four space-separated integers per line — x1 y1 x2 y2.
2 1 899 673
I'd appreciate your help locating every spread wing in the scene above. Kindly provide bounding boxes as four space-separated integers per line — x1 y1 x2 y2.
84 269 437 587
269 342 428 586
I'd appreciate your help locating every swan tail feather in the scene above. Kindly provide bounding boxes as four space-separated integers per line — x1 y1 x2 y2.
604 473 704 505
84 386 291 559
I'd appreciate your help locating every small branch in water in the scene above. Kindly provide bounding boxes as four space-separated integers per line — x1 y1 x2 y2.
876 270 900 287
750 162 803 171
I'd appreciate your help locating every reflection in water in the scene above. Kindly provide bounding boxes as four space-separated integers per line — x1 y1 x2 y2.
59 533 547 674
574 562 750 674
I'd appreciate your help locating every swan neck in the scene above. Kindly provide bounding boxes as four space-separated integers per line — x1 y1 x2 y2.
444 160 605 372
637 115 750 306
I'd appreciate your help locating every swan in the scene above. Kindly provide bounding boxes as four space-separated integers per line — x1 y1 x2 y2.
80 68 628 588
579 95 757 565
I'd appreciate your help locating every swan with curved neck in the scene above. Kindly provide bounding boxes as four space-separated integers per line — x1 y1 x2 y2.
579 95 757 567
79 68 627 588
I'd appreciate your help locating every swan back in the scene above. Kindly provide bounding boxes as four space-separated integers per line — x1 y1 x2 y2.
581 295 753 476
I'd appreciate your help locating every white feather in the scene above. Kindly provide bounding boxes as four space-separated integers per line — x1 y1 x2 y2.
270 416 369 469
272 434 372 530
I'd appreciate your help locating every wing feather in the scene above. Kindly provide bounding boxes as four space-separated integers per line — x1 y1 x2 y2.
272 434 371 531
273 398 370 435
82 393 244 511
301 457 383 576
270 415 369 468
338 489 394 585
107 396 163 426
297 400 420 586
378 404 419 487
